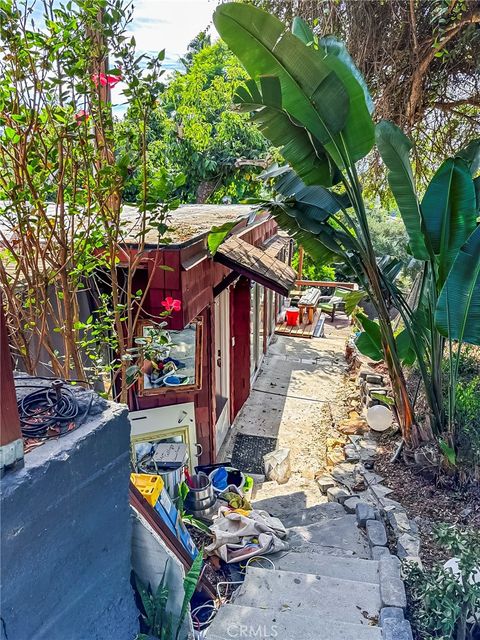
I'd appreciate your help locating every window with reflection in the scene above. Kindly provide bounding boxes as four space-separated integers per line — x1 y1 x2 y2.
137 319 203 395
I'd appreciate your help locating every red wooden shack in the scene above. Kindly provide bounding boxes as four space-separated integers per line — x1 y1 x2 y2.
123 204 295 466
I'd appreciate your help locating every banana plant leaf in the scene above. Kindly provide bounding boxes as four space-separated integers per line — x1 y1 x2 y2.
275 168 351 220
317 36 374 162
292 16 315 45
474 176 480 214
375 121 428 261
456 138 480 176
234 78 338 186
268 203 341 264
421 157 477 286
377 255 404 283
338 288 365 315
355 313 383 361
291 18 375 162
435 225 480 345
395 328 417 366
356 314 416 365
213 3 350 164
208 219 242 255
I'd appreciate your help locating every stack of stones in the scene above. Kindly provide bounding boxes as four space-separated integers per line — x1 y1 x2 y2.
359 370 392 409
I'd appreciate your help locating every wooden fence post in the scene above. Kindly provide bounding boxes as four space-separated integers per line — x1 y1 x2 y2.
297 246 304 280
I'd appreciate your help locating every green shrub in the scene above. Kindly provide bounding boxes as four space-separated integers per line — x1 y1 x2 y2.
404 525 480 640
442 347 480 470
456 376 480 468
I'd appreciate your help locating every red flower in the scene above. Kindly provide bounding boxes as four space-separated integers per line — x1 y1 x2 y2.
91 72 122 88
161 297 181 312
75 110 90 124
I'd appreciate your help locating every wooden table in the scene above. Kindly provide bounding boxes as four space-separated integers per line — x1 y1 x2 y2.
298 287 322 325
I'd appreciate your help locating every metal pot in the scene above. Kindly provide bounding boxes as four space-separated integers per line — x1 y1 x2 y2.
184 474 215 512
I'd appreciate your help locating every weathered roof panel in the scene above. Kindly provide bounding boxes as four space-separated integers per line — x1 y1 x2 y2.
214 235 296 296
121 204 253 246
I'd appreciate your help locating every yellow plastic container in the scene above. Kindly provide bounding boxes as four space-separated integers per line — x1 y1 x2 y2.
131 473 164 507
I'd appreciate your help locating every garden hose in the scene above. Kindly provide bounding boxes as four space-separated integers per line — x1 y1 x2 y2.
16 378 93 439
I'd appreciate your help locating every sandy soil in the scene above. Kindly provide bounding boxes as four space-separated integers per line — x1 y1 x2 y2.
220 316 353 519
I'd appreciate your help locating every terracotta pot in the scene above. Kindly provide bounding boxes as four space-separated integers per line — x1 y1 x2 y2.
141 359 153 375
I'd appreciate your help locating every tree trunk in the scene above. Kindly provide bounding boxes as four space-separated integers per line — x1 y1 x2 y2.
366 260 419 448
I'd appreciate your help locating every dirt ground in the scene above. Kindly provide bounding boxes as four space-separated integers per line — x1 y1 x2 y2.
374 438 480 568
316 346 480 570
219 316 352 517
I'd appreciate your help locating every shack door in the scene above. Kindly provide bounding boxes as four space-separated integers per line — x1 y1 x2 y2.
214 288 231 454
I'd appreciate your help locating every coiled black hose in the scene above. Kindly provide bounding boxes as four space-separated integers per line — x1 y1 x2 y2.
17 380 93 439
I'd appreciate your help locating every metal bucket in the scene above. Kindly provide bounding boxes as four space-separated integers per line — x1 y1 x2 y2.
184 474 215 513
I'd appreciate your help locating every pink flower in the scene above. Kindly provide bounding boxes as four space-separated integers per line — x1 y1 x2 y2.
75 110 89 124
91 72 122 88
161 297 182 312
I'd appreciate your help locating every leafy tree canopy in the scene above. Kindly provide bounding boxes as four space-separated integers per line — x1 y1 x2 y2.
116 38 271 203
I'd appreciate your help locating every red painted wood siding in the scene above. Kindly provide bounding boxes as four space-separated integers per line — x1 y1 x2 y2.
132 217 279 463
0 302 22 446
230 277 251 422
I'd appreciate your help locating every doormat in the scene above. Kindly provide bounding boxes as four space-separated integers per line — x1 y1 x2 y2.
231 434 278 475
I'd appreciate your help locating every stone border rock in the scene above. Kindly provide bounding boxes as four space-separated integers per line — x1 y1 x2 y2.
321 386 420 640
360 458 422 568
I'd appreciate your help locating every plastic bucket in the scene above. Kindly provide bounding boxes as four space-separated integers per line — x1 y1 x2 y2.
209 467 245 494
285 307 299 326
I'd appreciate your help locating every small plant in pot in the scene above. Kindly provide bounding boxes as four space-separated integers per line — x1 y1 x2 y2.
139 326 176 387
124 298 182 387
125 323 175 387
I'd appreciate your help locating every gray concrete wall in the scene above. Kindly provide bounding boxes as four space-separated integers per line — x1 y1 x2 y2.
1 384 139 640
131 512 193 639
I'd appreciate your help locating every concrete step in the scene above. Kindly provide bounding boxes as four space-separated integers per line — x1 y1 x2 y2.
252 500 346 528
279 501 346 528
270 550 380 584
250 481 348 527
231 567 382 625
287 514 371 559
205 604 383 640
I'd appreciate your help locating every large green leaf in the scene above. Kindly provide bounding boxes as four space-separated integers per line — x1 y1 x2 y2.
213 3 349 162
355 313 383 361
268 202 341 264
435 225 480 345
395 328 417 366
275 168 351 221
375 121 428 261
176 552 203 639
474 176 480 214
291 19 375 162
207 219 241 254
234 78 337 186
456 138 480 176
421 157 477 286
339 288 365 315
291 16 314 45
317 36 374 162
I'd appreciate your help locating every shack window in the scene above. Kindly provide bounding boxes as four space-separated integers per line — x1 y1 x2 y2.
137 319 203 396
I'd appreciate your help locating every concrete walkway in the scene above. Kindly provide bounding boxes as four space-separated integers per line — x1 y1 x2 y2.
220 316 352 518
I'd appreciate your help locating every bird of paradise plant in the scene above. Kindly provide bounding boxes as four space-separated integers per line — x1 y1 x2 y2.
213 3 480 453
